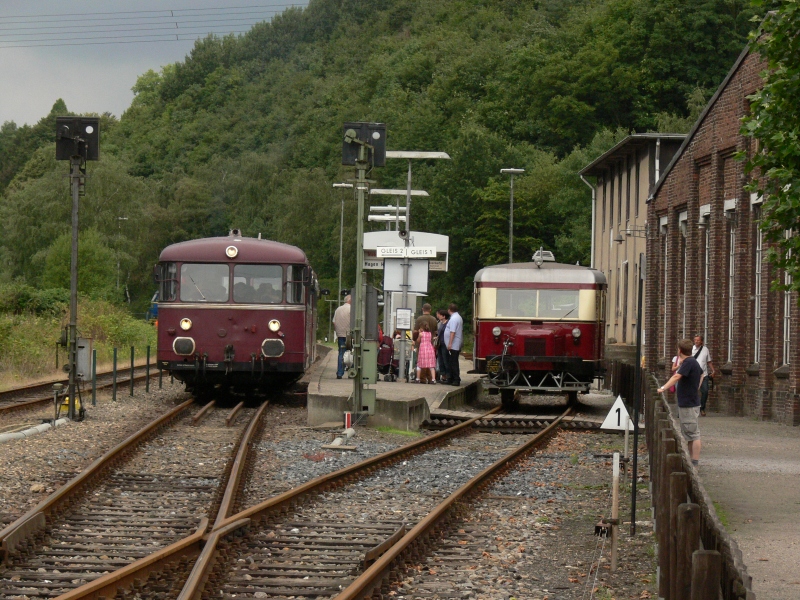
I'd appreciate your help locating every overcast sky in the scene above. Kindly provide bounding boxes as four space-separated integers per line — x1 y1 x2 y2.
0 0 309 127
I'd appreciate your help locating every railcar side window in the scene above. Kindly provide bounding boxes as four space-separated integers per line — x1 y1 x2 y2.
285 265 305 304
233 264 283 303
538 290 579 318
180 264 230 302
160 262 178 301
496 289 538 318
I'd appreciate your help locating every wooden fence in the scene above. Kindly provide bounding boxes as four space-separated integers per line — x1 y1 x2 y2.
644 372 755 599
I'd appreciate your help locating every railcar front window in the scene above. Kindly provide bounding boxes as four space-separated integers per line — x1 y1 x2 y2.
286 265 305 304
234 264 283 303
538 290 580 318
180 264 230 302
496 289 538 318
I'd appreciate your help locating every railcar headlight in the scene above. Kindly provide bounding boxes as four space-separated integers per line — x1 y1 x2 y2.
268 319 281 332
180 318 192 331
225 245 238 258
572 327 581 338
492 326 502 337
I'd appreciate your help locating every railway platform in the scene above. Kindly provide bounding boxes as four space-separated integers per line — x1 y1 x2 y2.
305 347 481 430
698 413 800 599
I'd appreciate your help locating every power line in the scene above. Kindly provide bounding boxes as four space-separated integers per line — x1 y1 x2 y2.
0 32 255 50
0 28 266 47
0 16 283 37
0 3 301 22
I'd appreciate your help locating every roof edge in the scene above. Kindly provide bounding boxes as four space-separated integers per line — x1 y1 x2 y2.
579 133 687 177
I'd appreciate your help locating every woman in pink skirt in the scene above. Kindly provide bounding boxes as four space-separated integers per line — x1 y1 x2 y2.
415 321 437 383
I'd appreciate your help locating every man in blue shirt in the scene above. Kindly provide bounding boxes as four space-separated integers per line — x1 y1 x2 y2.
444 303 463 386
658 339 703 466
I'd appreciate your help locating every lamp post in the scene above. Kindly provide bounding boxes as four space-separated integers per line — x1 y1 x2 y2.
332 183 353 305
116 216 128 291
500 168 525 263
384 151 450 381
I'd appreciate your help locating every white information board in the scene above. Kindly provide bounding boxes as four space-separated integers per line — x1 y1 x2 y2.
377 246 437 258
600 396 635 431
383 258 429 293
395 308 413 330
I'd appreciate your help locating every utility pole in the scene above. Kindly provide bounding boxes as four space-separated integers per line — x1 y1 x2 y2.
55 117 99 421
332 183 353 305
501 168 525 263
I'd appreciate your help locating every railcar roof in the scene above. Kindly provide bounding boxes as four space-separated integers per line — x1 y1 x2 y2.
159 235 308 264
475 262 607 285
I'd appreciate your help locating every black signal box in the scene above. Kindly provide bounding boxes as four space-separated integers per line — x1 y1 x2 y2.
342 122 386 167
56 117 100 161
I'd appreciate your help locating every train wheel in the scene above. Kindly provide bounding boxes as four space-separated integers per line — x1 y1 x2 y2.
500 388 518 410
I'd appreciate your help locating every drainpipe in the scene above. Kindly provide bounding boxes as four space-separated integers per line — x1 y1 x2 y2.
580 175 596 269
655 138 661 182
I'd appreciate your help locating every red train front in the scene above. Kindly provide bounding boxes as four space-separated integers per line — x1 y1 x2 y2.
473 252 607 406
155 230 319 394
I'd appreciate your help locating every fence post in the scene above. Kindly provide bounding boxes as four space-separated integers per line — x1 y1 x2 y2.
657 433 677 600
691 550 721 600
611 452 620 572
677 503 701 599
668 463 687 600
146 345 150 393
112 347 117 402
130 345 135 397
91 349 97 407
159 367 163 389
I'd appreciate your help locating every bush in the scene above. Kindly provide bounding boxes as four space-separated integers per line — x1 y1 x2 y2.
0 282 69 316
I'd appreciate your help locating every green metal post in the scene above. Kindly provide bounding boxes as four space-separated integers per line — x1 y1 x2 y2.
91 349 97 406
146 346 150 393
130 345 134 397
112 347 117 402
159 366 163 389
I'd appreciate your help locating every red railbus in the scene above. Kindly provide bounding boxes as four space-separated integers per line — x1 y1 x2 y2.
472 252 607 406
155 230 320 395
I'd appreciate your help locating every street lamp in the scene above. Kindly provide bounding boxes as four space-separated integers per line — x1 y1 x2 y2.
116 216 128 290
500 168 525 263
332 183 353 304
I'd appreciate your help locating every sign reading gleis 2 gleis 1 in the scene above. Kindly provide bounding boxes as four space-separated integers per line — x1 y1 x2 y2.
376 246 437 258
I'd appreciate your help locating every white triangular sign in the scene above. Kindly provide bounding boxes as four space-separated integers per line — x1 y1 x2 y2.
600 395 634 431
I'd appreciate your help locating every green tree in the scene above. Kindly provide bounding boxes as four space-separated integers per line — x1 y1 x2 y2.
40 228 117 297
742 1 800 293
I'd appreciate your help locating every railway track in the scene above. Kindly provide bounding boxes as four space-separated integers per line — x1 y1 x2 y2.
0 365 156 416
0 399 266 599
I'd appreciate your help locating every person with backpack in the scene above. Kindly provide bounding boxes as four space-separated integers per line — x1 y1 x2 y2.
692 334 716 416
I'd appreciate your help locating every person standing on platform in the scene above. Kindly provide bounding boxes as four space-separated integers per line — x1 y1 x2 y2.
444 303 463 386
415 321 436 383
436 309 449 383
692 334 716 416
333 295 351 379
657 339 703 467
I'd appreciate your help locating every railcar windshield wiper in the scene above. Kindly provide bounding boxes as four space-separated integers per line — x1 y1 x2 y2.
554 305 577 321
189 276 206 300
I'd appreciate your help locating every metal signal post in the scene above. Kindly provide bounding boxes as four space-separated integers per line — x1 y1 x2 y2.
56 117 99 421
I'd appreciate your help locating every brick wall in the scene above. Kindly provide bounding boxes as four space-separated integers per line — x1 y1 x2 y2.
646 48 800 425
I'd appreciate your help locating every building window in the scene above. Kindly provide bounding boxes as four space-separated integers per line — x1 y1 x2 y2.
634 151 640 218
610 167 615 225
753 209 763 364
662 230 669 357
601 178 606 232
622 261 629 343
727 215 736 362
618 162 623 225
626 156 631 222
679 212 688 338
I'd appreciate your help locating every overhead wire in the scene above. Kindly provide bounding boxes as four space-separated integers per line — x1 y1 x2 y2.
0 3 304 48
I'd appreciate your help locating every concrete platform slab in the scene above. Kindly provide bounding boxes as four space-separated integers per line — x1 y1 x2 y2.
699 413 800 599
306 348 482 430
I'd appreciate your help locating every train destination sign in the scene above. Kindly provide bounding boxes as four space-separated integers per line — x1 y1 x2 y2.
376 246 437 258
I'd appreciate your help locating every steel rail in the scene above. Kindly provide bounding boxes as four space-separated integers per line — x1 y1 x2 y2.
0 362 151 399
0 398 194 562
172 407 503 600
48 403 268 600
333 407 571 600
0 370 152 415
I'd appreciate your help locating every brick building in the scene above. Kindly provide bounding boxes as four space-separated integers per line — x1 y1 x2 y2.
580 134 684 359
645 46 800 425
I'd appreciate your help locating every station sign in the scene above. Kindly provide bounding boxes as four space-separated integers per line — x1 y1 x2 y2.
376 246 437 258
363 258 384 270
429 260 446 272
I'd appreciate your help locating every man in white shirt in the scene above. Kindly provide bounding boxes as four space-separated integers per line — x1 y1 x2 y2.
333 296 351 379
444 303 463 386
692 334 716 416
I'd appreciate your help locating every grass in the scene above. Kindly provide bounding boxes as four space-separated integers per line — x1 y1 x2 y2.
535 515 550 524
0 298 156 390
375 426 421 437
713 501 730 529
570 452 579 465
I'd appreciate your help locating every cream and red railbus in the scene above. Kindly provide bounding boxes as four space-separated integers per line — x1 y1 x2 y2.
472 251 607 406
